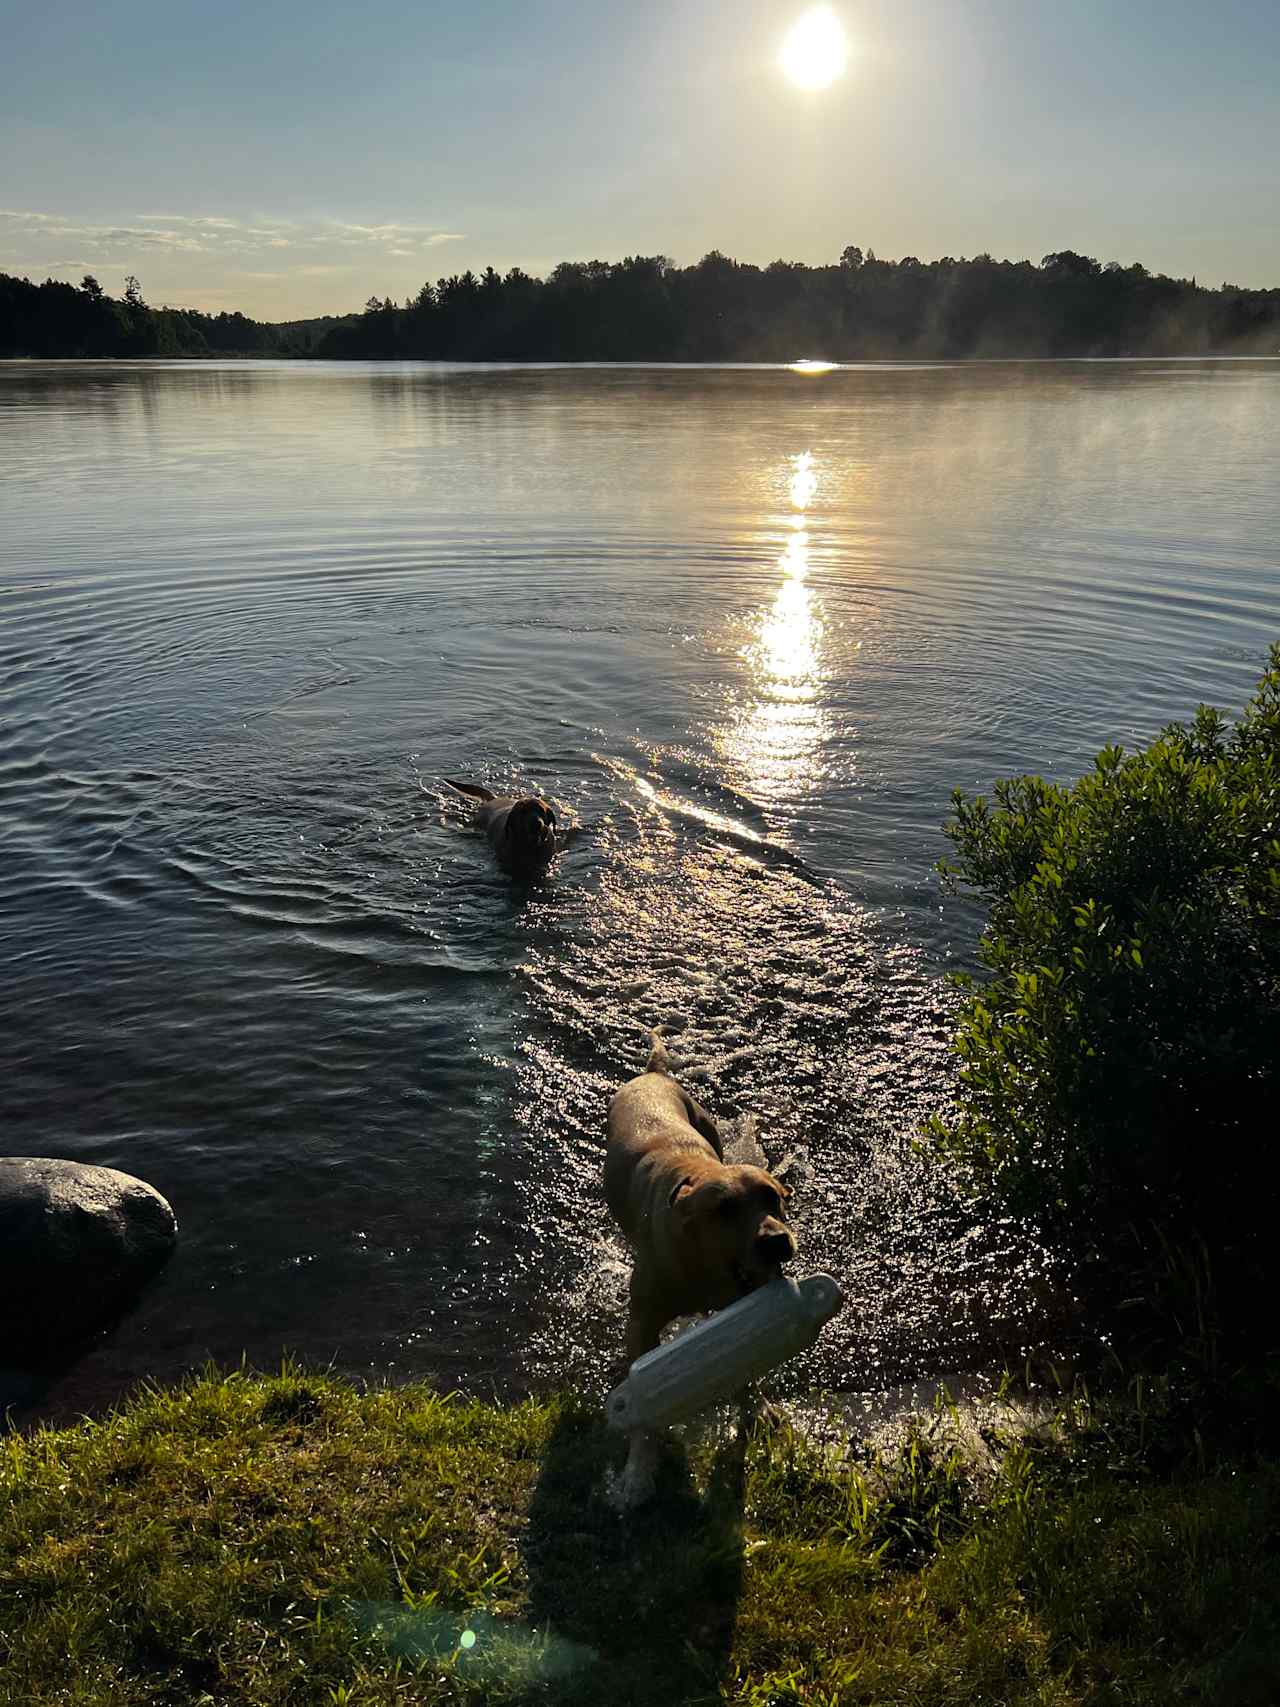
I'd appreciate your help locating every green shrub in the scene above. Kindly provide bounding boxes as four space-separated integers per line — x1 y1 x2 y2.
929 645 1280 1320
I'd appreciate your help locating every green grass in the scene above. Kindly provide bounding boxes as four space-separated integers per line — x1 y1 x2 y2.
1 1367 1277 1705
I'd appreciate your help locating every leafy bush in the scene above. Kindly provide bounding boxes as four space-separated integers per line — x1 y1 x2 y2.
929 645 1280 1316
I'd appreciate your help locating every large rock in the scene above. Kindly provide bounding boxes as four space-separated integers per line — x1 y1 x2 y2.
0 1158 177 1366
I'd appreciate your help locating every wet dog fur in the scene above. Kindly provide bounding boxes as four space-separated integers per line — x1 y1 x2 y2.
446 779 558 874
604 1028 796 1506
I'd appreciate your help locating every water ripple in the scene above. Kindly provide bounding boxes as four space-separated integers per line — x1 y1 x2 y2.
2 358 1275 1421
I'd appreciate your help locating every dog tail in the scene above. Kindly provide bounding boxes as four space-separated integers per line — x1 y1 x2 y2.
445 778 496 802
645 1026 673 1075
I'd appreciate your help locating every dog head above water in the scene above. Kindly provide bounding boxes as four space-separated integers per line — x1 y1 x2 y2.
499 796 558 870
669 1164 796 1310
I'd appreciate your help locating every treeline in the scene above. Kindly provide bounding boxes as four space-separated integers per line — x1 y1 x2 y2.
322 249 1280 359
0 272 343 359
3 249 1279 362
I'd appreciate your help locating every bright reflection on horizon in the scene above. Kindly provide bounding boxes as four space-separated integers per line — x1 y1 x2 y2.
718 450 829 805
780 7 850 91
791 359 836 374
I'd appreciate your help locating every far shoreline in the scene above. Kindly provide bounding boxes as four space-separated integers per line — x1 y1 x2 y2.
4 350 1279 365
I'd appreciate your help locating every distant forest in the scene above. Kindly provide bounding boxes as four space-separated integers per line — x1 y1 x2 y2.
0 272 343 360
3 249 1279 362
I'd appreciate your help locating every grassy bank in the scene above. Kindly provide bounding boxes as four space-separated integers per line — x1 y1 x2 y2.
2 1366 1277 1705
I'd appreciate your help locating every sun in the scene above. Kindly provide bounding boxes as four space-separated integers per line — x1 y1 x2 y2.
780 7 850 91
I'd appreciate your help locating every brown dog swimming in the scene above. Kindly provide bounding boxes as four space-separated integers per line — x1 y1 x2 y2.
446 779 558 874
604 1029 796 1504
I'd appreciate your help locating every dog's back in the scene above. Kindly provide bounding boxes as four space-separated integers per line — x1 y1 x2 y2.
605 1031 723 1239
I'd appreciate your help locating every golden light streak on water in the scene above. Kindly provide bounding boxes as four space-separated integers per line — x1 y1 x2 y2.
718 451 830 803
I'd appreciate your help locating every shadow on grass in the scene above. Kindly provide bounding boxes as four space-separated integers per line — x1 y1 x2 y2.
521 1403 750 1705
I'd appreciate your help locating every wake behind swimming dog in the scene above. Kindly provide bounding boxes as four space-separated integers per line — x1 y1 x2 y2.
446 779 559 874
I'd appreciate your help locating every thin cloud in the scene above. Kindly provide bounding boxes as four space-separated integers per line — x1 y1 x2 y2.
2 208 464 259
86 227 210 252
2 212 212 253
4 258 94 273
0 209 58 223
323 219 465 248
134 214 244 229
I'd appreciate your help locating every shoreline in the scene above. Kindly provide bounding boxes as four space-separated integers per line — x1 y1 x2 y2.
3 1362 1275 1704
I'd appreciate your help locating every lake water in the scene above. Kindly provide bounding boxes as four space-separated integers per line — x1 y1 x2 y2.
2 358 1277 1420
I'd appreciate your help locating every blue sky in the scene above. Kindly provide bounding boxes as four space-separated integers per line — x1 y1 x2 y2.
2 0 1277 319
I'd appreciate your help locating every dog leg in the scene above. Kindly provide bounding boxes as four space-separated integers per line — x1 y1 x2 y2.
611 1426 662 1511
624 1277 665 1367
612 1282 666 1510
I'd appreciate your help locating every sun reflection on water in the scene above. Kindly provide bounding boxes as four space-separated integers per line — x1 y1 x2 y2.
719 450 831 805
788 447 818 509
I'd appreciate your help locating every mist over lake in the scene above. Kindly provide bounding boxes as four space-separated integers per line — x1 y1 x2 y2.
2 357 1277 1418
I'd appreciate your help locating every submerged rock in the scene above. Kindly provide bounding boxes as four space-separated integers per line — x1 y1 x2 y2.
0 1158 177 1367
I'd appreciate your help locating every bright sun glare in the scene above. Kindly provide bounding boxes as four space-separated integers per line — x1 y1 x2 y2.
780 7 850 91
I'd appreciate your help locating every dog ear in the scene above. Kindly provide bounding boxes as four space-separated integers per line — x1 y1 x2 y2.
668 1176 695 1208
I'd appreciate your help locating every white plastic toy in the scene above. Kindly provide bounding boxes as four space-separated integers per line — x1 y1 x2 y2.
605 1273 844 1433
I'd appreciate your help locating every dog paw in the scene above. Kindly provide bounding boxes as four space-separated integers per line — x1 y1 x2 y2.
606 1461 657 1512
750 1397 791 1435
736 1385 791 1439
607 1433 661 1512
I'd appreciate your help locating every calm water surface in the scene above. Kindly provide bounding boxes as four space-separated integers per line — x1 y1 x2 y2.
2 359 1276 1417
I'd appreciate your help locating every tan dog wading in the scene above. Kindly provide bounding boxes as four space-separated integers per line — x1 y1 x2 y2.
604 1030 796 1504
446 779 558 874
